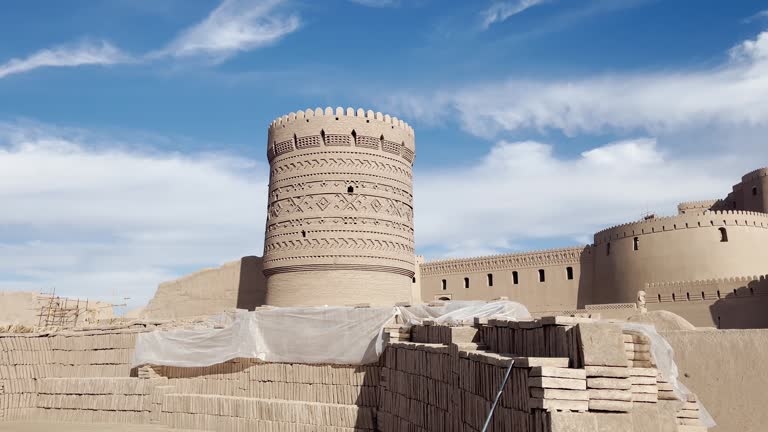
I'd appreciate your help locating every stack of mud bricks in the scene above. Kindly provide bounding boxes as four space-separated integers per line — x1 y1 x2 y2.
383 324 411 343
156 360 379 431
379 318 708 432
34 377 167 424
0 330 135 421
480 317 588 367
0 325 154 422
161 393 375 431
378 320 586 432
157 360 379 407
675 394 707 432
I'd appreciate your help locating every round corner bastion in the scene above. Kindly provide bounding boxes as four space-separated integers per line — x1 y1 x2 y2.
261 107 416 307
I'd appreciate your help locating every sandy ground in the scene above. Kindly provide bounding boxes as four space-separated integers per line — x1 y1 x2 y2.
0 422 186 432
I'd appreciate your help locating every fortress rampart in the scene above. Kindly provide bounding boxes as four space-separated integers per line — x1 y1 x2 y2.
262 107 416 307
591 210 768 305
419 247 593 312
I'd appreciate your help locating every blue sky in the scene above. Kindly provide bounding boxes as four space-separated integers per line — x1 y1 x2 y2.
1 0 767 310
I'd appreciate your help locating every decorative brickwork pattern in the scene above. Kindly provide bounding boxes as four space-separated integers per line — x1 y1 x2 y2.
263 107 416 306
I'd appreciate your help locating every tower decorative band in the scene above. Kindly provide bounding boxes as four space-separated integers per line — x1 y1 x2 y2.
262 107 416 306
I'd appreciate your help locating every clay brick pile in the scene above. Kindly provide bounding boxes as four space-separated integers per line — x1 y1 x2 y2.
0 317 710 432
480 316 590 367
676 395 708 432
378 318 709 432
0 329 141 380
159 361 380 407
0 378 37 420
34 377 166 424
161 393 376 431
624 331 654 368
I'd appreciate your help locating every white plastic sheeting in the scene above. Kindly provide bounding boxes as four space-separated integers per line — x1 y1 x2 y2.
132 307 396 368
399 300 531 326
623 323 715 428
132 300 532 368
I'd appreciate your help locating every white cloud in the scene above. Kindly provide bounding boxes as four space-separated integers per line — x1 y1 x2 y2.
0 122 268 309
481 0 546 29
415 138 760 257
389 30 768 138
161 0 300 61
0 40 129 80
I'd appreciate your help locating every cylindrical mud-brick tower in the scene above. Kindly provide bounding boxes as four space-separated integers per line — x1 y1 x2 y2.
262 107 415 306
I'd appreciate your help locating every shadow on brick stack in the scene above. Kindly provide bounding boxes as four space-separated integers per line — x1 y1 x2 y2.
377 316 710 432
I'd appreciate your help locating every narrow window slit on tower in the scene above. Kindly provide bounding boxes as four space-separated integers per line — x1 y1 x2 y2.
441 279 446 290
719 227 728 242
753 186 758 196
320 129 326 145
512 271 519 285
487 273 493 287
464 277 469 289
301 230 306 238
347 186 354 193
633 237 639 251
538 269 545 283
566 267 574 280
606 242 611 256
351 129 357 146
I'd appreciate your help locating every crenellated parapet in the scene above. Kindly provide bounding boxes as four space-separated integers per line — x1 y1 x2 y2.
420 246 592 277
594 210 768 244
741 167 768 182
267 107 415 165
645 274 768 302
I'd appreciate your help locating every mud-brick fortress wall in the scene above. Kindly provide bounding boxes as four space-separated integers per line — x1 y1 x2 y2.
419 247 594 311
262 107 416 307
722 168 768 213
591 210 768 305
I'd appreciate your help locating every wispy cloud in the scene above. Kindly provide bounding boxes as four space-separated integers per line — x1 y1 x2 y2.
744 10 768 23
349 0 398 7
0 40 129 80
481 0 547 29
388 30 768 137
160 0 300 62
416 137 758 258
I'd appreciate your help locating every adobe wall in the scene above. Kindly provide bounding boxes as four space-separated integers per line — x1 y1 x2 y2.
723 168 768 213
644 275 768 328
263 107 416 307
418 247 593 312
141 256 265 320
661 329 768 432
591 210 768 304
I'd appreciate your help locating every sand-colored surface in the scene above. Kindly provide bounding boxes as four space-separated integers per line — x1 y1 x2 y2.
0 422 184 432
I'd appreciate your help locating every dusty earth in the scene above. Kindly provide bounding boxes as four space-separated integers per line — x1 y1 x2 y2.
0 422 186 431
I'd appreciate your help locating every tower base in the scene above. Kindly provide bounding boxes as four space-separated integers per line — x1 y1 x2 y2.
264 270 412 307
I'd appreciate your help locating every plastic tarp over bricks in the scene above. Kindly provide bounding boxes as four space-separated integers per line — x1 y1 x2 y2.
132 307 396 367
